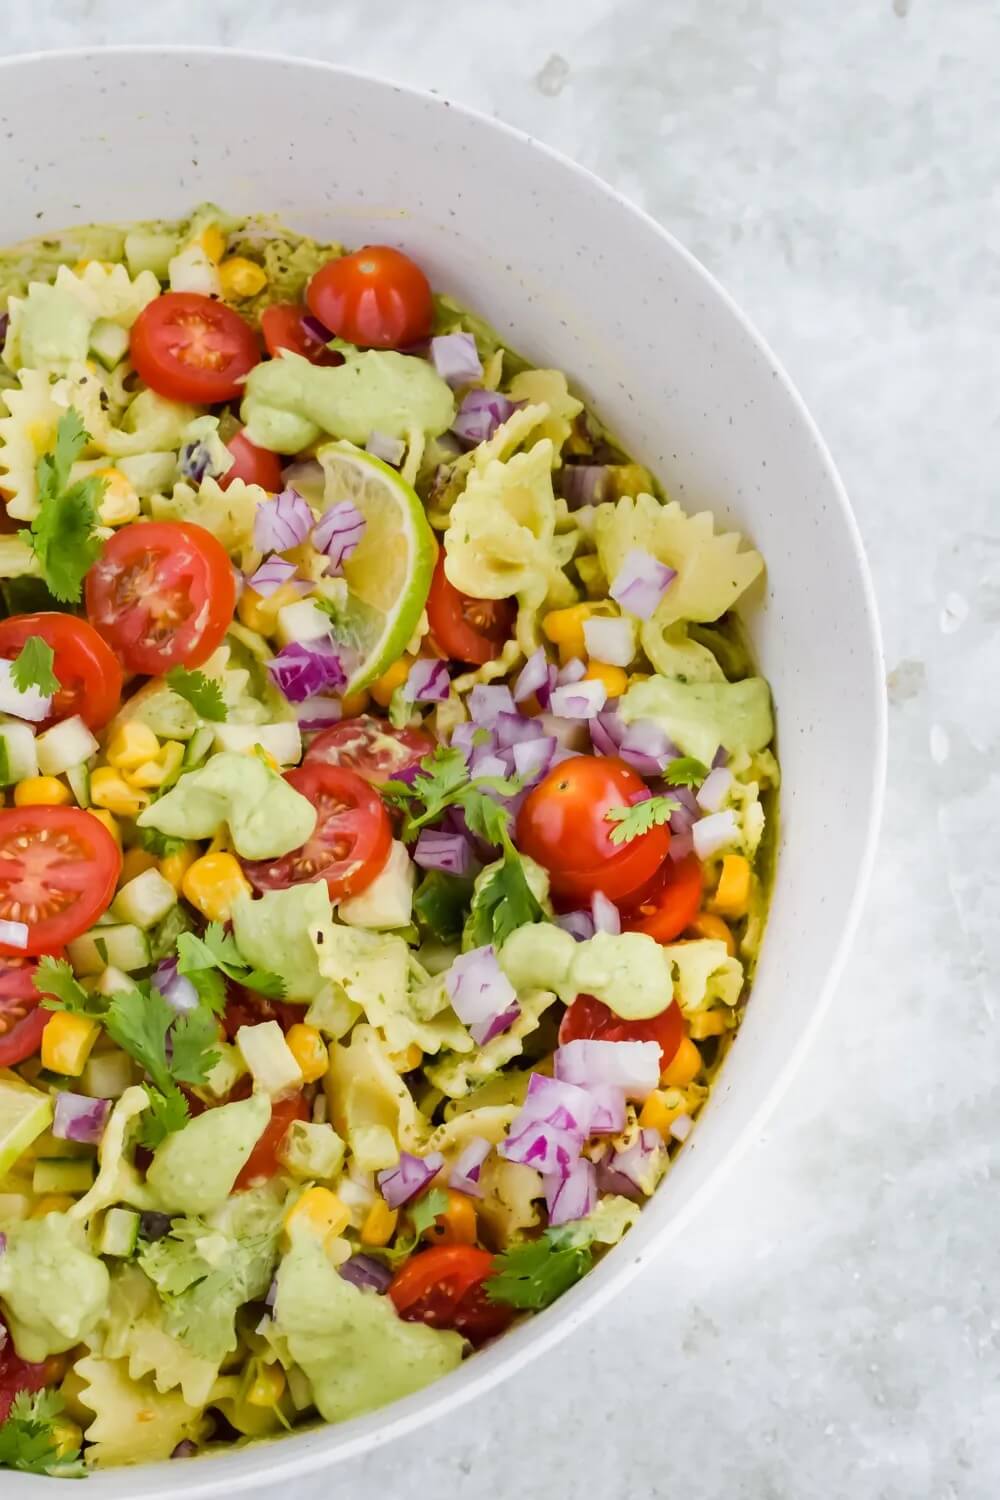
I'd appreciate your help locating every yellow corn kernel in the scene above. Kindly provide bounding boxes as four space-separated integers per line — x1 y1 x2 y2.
370 656 412 708
13 776 71 807
90 767 150 818
219 256 268 299
199 224 228 263
285 1024 328 1084
711 854 751 919
50 1417 84 1460
42 1011 101 1076
245 1362 286 1409
638 1090 688 1136
542 603 598 663
158 842 199 892
388 1042 422 1073
106 721 160 770
688 911 736 956
688 1010 730 1040
583 661 629 697
126 740 185 789
120 847 158 884
30 1194 77 1217
360 1198 399 1248
88 808 121 846
661 1036 702 1088
627 672 651 687
95 467 140 527
339 689 370 718
237 581 302 635
284 1186 351 1242
182 852 252 923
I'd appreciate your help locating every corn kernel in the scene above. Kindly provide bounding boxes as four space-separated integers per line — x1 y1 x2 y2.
583 661 629 697
182 852 252 923
245 1362 285 1408
90 767 150 817
688 911 736 956
388 1042 422 1073
14 776 71 807
284 1186 351 1242
339 689 371 717
688 1010 730 1040
285 1024 328 1084
88 809 121 846
158 842 198 892
638 1090 689 1136
95 467 140 527
50 1417 84 1460
126 739 185 789
106 722 160 770
661 1036 702 1087
360 1198 398 1247
370 656 412 708
42 1011 101 1076
219 257 268 299
30 1194 77 1217
120 847 158 884
542 604 598 663
711 854 751 919
238 581 302 635
198 224 228 264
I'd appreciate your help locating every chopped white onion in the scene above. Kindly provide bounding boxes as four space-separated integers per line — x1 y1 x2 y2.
445 945 517 1027
609 548 677 620
0 919 28 950
549 680 608 720
0 661 51 724
669 1114 693 1143
582 615 636 668
430 332 483 387
692 809 740 860
590 890 621 935
554 1038 661 1100
696 766 733 813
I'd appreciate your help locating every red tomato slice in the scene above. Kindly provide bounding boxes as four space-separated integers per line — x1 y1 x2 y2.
304 715 433 788
621 853 704 945
516 755 670 902
222 429 284 493
0 613 123 731
0 808 120 956
389 1245 513 1348
233 1092 309 1192
0 1317 60 1423
0 954 60 1066
426 555 515 666
559 992 685 1071
130 291 261 403
260 303 345 366
85 520 236 676
307 247 433 350
240 763 392 900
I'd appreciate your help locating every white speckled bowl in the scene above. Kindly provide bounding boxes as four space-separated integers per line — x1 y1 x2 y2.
0 47 885 1498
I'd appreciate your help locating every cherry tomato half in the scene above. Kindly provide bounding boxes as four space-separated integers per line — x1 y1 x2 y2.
516 756 670 903
0 1317 61 1423
260 303 345 366
0 954 60 1067
240 763 392 900
307 247 433 350
389 1245 513 1348
0 807 121 957
426 555 515 666
85 520 236 676
559 991 685 1072
0 613 123 731
130 291 261 404
304 715 434 789
222 428 284 493
621 853 704 946
233 1092 309 1192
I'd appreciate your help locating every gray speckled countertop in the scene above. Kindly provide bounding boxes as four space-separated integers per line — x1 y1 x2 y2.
4 4 998 1496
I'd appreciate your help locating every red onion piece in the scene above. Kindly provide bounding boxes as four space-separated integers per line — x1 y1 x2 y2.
377 1150 445 1208
296 695 344 731
247 556 300 598
449 1137 492 1198
493 712 546 749
267 640 346 703
555 1038 661 1099
254 487 314 553
313 500 366 574
589 707 625 758
445 945 517 1027
512 735 557 784
696 766 733 813
582 615 635 667
404 658 451 704
669 1114 693 1143
590 890 621 935
668 828 695 862
338 1254 393 1293
468 684 516 726
500 1119 581 1177
555 909 596 942
549 680 608 720
712 746 729 769
617 719 675 776
413 829 475 876
430 332 483 387
153 957 199 1014
452 388 520 448
471 751 510 781
609 548 677 620
469 1000 520 1046
589 1085 627 1135
281 457 325 494
556 657 587 685
545 1156 597 1226
599 1128 665 1197
366 430 406 466
692 809 739 860
513 646 550 704
171 1440 199 1460
52 1092 110 1145
559 464 613 510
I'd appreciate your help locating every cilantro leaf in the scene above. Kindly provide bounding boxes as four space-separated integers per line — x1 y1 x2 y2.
168 1005 222 1087
485 1232 593 1310
9 636 59 696
35 956 104 1017
466 850 544 949
413 871 474 944
408 1187 450 1237
461 787 513 848
0 1388 86 1477
103 984 175 1093
383 744 521 844
166 667 227 721
176 923 285 1002
19 409 105 604
663 756 710 787
604 795 679 846
136 1084 191 1150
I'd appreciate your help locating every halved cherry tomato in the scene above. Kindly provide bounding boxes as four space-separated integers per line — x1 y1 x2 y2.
0 1317 60 1423
240 763 391 900
0 613 123 731
222 428 284 493
85 520 236 676
0 808 120 957
260 303 345 366
426 555 515 666
307 247 433 350
559 992 684 1072
0 954 60 1066
621 853 703 945
222 981 307 1042
304 715 433 788
389 1245 513 1348
516 755 670 902
130 291 260 403
233 1092 309 1192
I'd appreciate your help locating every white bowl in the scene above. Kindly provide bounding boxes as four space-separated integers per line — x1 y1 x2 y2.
0 46 885 1498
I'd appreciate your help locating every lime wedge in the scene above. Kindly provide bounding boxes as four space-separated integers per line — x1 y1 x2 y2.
316 442 436 694
0 1069 53 1178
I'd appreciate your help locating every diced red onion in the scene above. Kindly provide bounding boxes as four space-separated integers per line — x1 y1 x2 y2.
366 430 406 466
618 719 675 776
313 500 367 575
696 766 733 813
669 1114 693 1143
52 1092 110 1145
712 746 729 769
560 465 612 510
430 332 483 387
468 684 516 726
449 1137 491 1198
282 457 325 490
501 1120 580 1177
599 1128 665 1197
0 661 52 724
555 909 595 942
669 784 699 816
669 800 696 837
556 657 587 686
549 680 607 720
590 890 621 935
153 957 199 1014
404 658 451 704
582 616 635 668
609 548 677 620
445 945 517 1027
265 1278 278 1308
413 829 474 876
247 556 301 598
267 640 346 703
589 1085 627 1135
302 313 332 344
545 1156 597 1226
493 712 545 749
513 647 557 707
668 829 695 862
0 919 28 950
179 438 226 484
555 1038 661 1100
590 706 625 758
692 809 740 860
338 1254 393 1293
171 1440 198 1460
472 751 510 781
512 735 557 784
377 1150 445 1208
519 1072 596 1138
452 388 520 448
470 1001 520 1046
296 695 344 731
254 487 314 553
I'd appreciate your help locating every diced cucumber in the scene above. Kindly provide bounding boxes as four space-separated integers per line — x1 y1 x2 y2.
124 227 178 279
92 965 133 998
235 1021 303 1098
32 1157 96 1195
65 762 91 808
34 1130 93 1160
169 244 221 297
0 723 38 785
99 1207 140 1257
212 721 302 764
305 983 361 1041
183 725 215 769
0 1075 53 1178
0 1192 31 1224
201 1042 247 1101
276 600 332 647
67 923 149 976
112 868 177 930
118 452 178 497
89 317 131 370
36 715 99 777
79 1049 135 1100
277 1121 345 1182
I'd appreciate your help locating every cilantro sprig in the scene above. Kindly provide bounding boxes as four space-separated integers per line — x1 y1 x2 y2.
382 744 521 845
19 409 105 603
176 922 285 1005
485 1230 594 1310
9 636 59 696
0 1389 86 1478
166 667 227 722
663 756 709 787
604 794 679 846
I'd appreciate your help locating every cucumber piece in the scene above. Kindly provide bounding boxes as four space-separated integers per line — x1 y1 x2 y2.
89 318 130 370
36 715 99 777
34 1130 93 1160
201 1042 247 1101
79 1049 134 1100
65 762 91 808
183 725 215 769
118 452 178 497
32 1157 96 1195
0 723 38 785
212 721 302 764
112 868 177 930
276 599 332 647
235 1020 303 1098
305 982 361 1041
0 1074 53 1178
168 244 221 297
67 923 149 976
92 965 133 997
99 1207 140 1257
277 1121 344 1182
124 227 178 279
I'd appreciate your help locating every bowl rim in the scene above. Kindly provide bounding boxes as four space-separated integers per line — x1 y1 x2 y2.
0 43 887 1497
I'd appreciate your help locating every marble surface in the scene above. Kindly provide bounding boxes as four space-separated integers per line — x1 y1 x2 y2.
4 4 997 1496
